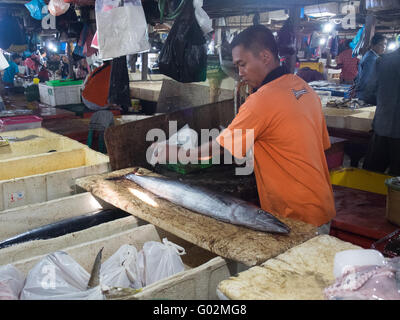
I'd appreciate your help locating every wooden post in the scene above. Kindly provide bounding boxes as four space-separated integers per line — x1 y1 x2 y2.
141 52 148 81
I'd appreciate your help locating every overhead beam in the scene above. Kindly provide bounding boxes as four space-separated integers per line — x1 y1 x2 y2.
203 0 348 18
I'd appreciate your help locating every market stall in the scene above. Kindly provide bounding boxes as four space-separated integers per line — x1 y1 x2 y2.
0 0 400 304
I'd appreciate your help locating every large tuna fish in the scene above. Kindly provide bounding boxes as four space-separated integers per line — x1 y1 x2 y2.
122 171 290 234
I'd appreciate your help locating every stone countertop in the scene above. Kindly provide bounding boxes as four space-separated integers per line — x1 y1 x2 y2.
217 235 360 300
75 167 317 267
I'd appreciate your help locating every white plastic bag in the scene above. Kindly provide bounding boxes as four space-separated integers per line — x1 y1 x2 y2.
168 124 198 149
48 0 69 16
100 244 142 289
333 249 386 278
149 124 198 166
0 51 9 71
138 238 186 286
95 0 150 59
0 264 25 300
193 0 213 35
20 251 104 300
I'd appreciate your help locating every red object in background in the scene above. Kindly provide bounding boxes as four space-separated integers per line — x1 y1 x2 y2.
0 115 42 131
330 185 398 249
38 69 50 82
325 137 346 170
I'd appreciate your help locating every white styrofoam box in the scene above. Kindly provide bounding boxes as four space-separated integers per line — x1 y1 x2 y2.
39 83 83 106
0 192 106 241
0 129 110 211
0 223 246 300
0 216 142 268
0 160 110 211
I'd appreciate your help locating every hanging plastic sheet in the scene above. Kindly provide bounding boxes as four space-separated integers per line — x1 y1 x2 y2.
193 0 213 35
95 0 150 60
330 35 339 58
108 56 130 113
350 26 365 57
48 0 70 16
0 51 9 71
24 0 46 20
158 0 207 83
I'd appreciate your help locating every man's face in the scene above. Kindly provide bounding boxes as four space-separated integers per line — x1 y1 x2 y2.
232 45 269 89
375 39 387 55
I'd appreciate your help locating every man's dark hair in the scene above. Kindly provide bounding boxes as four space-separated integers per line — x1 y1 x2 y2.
230 25 279 60
39 48 46 55
371 33 385 46
11 53 20 61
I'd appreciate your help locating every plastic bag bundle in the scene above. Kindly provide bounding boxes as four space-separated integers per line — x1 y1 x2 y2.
158 0 207 83
149 124 198 166
20 251 104 300
0 265 25 300
325 250 400 300
95 0 150 59
0 51 9 71
193 0 213 35
24 0 46 20
48 0 70 16
138 238 186 286
100 244 143 289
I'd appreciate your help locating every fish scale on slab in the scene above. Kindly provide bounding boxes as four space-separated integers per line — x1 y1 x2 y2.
75 167 317 267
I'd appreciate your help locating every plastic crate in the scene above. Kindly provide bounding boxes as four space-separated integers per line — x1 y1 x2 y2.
164 160 213 174
39 83 83 106
330 167 392 195
46 79 84 87
0 115 42 132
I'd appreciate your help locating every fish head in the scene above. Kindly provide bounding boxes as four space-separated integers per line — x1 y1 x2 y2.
255 209 291 234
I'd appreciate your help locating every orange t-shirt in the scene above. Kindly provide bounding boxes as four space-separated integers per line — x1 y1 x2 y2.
216 74 336 227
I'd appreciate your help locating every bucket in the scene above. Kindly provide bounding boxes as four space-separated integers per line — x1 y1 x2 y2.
385 177 400 226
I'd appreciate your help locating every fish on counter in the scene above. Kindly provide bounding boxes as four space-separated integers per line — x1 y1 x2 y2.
0 209 131 249
111 169 290 234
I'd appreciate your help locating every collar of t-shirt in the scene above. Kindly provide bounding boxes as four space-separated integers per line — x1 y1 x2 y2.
370 49 379 58
256 65 289 91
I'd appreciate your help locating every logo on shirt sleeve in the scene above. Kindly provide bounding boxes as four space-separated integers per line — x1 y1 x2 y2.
292 88 308 100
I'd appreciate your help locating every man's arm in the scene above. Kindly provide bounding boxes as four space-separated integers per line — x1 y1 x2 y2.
150 139 224 165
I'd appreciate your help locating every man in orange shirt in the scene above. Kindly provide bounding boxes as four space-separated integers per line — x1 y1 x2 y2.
151 25 335 234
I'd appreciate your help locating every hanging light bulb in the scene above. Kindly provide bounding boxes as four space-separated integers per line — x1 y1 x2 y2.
388 42 398 51
323 23 334 33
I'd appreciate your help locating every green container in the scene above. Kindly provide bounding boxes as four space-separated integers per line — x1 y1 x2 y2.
164 160 213 175
46 79 84 87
